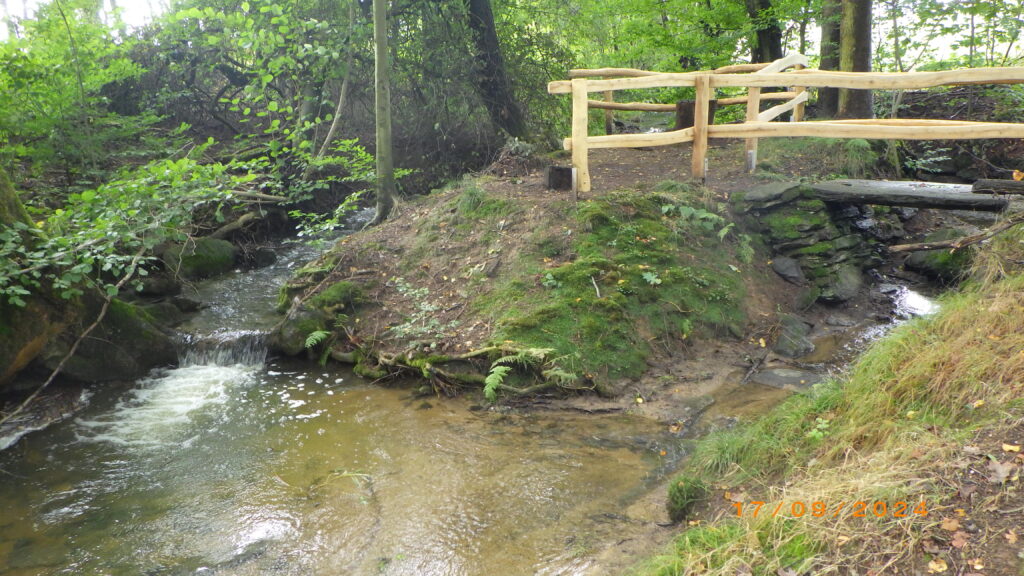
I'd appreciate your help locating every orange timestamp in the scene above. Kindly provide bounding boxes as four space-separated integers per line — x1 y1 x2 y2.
732 500 929 519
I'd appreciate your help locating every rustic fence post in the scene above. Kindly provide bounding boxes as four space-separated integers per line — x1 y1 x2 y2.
792 64 806 122
691 74 712 181
571 78 592 193
604 90 615 135
745 85 761 173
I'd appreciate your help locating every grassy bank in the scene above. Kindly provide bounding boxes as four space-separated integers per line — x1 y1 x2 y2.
639 230 1024 575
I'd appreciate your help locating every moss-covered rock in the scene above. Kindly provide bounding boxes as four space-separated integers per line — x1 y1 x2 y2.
272 307 329 356
310 281 364 311
0 299 69 386
904 229 972 283
39 297 177 382
162 237 238 279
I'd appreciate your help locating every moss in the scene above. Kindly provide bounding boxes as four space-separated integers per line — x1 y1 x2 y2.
354 357 388 380
0 168 32 227
666 474 708 523
163 237 238 279
310 281 364 310
791 241 836 257
904 230 972 283
760 210 829 242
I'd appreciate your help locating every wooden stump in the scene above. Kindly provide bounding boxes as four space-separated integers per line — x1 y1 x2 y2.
546 166 574 191
674 99 718 131
972 179 1024 195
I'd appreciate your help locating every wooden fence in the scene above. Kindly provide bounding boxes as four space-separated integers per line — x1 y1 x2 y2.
548 55 1024 192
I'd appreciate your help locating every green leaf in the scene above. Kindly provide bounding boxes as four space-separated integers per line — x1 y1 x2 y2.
268 101 279 112
241 1 250 11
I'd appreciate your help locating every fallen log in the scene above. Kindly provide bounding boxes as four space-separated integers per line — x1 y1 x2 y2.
811 179 1009 212
972 179 1024 195
890 210 1024 252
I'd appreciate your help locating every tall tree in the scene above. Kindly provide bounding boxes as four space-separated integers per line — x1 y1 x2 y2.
370 0 395 226
817 0 841 116
745 0 784 63
466 0 528 139
837 0 873 118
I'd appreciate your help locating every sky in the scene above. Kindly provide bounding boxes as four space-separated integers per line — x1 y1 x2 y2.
1 0 164 40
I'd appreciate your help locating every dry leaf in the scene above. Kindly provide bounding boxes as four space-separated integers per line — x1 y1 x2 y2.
941 517 960 531
1003 443 1022 453
921 539 943 554
951 531 969 549
958 484 977 499
962 445 983 456
988 459 1016 484
1014 169 1024 181
968 558 985 570
1006 530 1019 544
955 508 967 517
837 535 851 545
776 569 797 576
927 558 948 573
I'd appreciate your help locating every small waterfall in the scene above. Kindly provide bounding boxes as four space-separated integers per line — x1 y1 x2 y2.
179 329 269 367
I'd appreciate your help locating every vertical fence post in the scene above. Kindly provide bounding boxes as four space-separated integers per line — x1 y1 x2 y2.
604 90 615 135
792 64 806 122
571 78 591 194
691 74 711 181
745 85 761 173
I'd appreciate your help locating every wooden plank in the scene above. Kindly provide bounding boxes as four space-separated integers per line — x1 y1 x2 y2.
756 53 810 74
692 75 711 180
972 179 1024 195
563 128 695 150
570 67 661 78
811 179 1009 211
791 64 806 122
713 62 771 74
758 90 809 122
709 120 1024 140
587 100 677 112
571 78 591 193
718 92 798 106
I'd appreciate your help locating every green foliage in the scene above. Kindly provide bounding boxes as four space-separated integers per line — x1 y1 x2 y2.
304 329 331 350
387 277 458 340
0 147 252 306
666 475 707 523
483 365 511 402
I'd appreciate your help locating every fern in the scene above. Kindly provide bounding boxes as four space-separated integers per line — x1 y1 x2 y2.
484 365 512 402
305 329 331 349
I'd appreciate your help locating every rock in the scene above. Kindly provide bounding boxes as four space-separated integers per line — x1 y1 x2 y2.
39 297 177 382
139 301 186 327
171 296 202 312
135 272 182 297
0 299 68 386
162 237 238 280
772 314 815 358
825 314 856 327
894 207 918 221
751 368 822 390
250 247 277 268
771 256 806 285
272 307 329 356
818 263 864 304
739 182 803 210
904 229 972 283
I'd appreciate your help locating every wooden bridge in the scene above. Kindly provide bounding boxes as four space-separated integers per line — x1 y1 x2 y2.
549 55 1024 192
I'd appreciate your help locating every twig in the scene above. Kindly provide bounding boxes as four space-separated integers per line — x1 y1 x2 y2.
890 211 1024 253
590 275 602 298
0 246 147 428
740 349 769 385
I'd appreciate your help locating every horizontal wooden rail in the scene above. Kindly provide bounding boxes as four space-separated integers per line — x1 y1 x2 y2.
710 119 1024 140
587 100 677 112
757 91 809 122
718 91 797 106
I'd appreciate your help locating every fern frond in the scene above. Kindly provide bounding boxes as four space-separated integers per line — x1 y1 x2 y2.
484 365 512 402
305 329 331 349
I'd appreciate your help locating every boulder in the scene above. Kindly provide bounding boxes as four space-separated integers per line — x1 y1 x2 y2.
772 314 815 358
818 263 864 304
162 237 238 279
770 256 806 285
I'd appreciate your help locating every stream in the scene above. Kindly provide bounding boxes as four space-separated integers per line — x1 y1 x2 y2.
0 228 939 575
0 239 674 576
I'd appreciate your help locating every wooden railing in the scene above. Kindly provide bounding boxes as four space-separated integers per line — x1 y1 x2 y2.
548 55 1024 192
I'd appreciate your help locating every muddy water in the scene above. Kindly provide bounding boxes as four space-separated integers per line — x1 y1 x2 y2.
0 233 671 576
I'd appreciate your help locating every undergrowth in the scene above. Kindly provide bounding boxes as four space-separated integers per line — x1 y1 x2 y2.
639 226 1024 575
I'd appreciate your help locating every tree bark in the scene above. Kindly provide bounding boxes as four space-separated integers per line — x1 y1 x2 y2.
837 0 873 118
817 0 841 117
466 0 528 139
812 180 1008 211
369 0 395 226
745 0 784 64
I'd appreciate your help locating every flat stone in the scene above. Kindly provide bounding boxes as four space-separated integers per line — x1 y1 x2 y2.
751 368 822 390
771 256 805 285
825 314 856 327
743 182 802 204
818 263 864 304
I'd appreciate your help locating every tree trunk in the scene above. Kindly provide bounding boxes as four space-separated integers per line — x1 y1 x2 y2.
370 0 395 227
837 0 873 118
466 0 528 139
817 0 841 117
745 0 784 63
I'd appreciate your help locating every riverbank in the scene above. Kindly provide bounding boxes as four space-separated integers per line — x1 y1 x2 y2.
631 229 1024 575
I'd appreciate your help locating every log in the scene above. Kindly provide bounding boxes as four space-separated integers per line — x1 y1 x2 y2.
674 98 718 130
972 179 1024 195
890 210 1024 252
811 180 1009 211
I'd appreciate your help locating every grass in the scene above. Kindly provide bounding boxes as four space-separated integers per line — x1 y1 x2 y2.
639 226 1024 575
757 137 881 179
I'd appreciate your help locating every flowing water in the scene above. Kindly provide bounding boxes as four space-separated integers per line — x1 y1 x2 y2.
0 235 673 576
